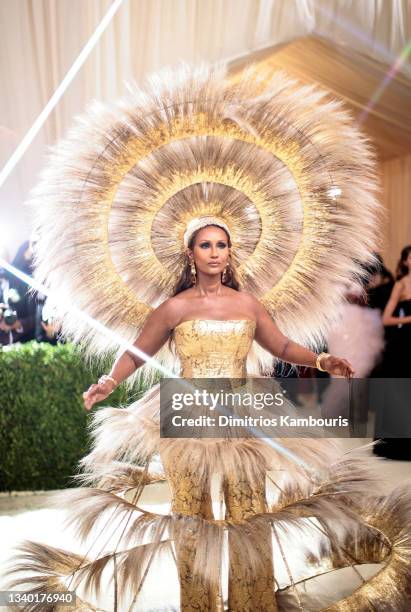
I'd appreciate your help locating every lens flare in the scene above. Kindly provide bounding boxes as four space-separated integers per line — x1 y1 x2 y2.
0 258 173 377
316 3 409 69
0 257 310 470
0 0 125 189
357 39 411 125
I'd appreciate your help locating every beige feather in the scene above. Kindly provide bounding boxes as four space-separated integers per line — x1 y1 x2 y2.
29 63 381 380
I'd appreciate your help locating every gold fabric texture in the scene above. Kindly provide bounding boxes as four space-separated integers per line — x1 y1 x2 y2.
167 319 277 610
174 319 255 378
224 473 276 611
166 464 224 611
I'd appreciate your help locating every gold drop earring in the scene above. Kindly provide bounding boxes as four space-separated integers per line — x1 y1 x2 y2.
190 259 197 285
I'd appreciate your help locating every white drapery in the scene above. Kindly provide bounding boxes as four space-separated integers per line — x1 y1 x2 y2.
0 0 410 255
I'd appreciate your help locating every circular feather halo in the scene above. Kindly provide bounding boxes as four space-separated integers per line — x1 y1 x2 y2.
31 64 381 373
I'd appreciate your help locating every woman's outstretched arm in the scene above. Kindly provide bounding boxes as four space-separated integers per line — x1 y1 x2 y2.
83 300 176 410
252 297 354 377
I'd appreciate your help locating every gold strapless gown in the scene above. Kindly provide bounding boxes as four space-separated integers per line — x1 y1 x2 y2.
174 319 254 377
7 320 411 612
170 320 275 611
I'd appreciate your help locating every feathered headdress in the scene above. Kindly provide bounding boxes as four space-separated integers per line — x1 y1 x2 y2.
30 64 381 377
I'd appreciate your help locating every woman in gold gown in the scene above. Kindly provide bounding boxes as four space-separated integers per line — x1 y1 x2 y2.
8 66 411 611
82 218 352 611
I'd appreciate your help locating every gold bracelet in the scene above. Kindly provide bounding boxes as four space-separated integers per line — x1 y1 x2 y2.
98 375 119 388
316 352 330 371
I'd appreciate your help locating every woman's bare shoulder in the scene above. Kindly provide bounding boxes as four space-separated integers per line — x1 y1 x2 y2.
171 287 197 301
155 296 180 314
237 289 261 305
152 291 195 327
235 290 265 314
392 279 405 294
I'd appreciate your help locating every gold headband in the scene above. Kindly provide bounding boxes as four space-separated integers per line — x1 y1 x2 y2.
183 216 230 248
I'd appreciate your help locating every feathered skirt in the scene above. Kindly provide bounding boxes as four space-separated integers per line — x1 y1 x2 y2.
6 382 411 611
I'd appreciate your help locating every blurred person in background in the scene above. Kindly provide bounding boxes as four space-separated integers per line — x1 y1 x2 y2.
373 245 411 460
365 254 394 378
382 245 411 376
0 239 36 346
365 253 394 311
35 293 63 344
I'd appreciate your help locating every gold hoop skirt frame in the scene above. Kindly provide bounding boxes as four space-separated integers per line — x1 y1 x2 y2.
9 65 411 611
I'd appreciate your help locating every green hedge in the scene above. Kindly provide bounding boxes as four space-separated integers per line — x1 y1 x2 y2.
0 342 150 491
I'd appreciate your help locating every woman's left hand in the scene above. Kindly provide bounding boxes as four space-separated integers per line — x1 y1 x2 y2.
321 355 355 378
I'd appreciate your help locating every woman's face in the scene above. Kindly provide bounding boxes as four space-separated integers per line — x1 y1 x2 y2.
404 251 411 270
189 226 230 278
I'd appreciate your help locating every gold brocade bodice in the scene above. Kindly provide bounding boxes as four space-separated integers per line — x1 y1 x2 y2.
173 319 256 378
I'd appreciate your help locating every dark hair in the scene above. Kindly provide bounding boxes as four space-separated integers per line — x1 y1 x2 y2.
171 224 240 296
396 245 411 280
361 253 394 285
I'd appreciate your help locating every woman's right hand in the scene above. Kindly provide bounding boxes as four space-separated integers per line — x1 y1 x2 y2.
83 376 117 411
